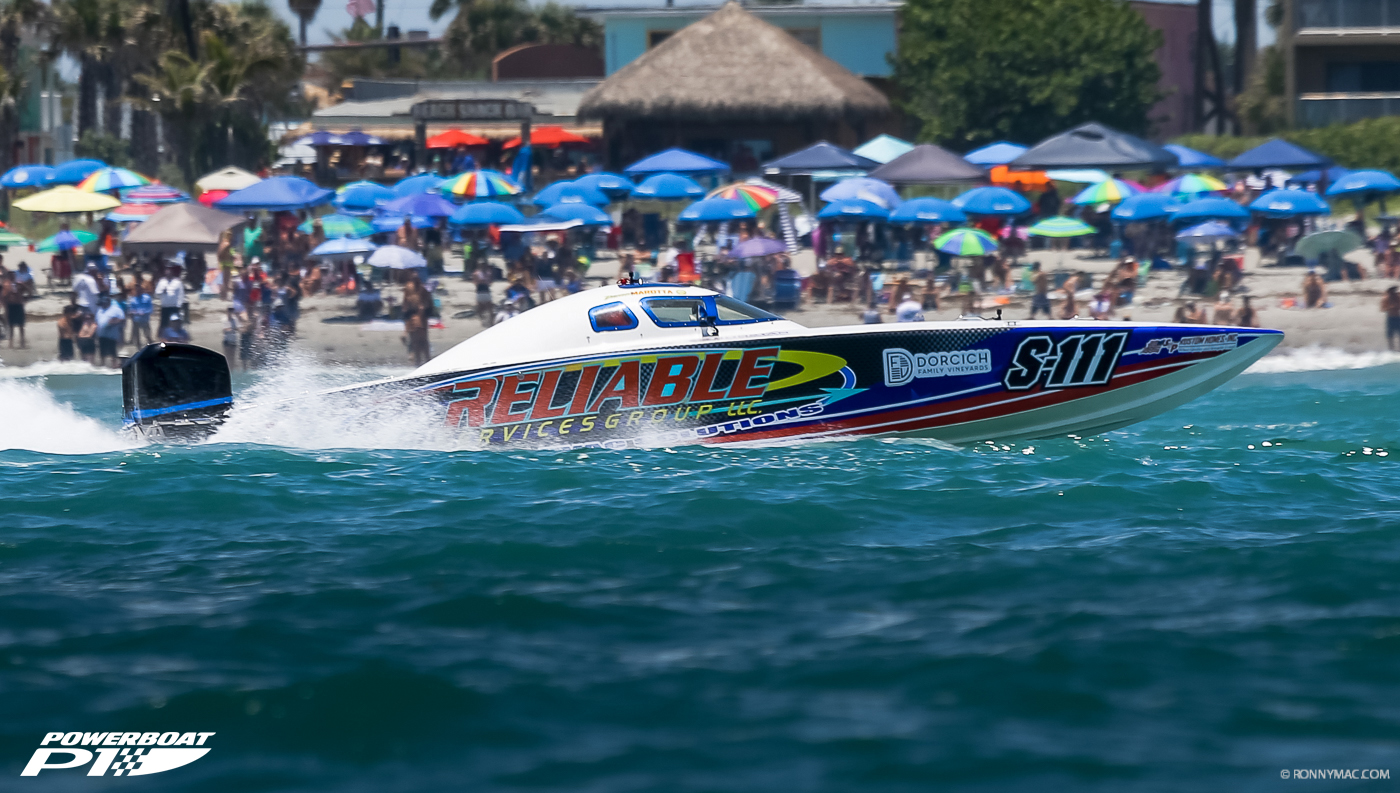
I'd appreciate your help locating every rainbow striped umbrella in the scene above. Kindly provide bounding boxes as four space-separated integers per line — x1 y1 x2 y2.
1027 216 1096 237
440 169 521 199
76 167 150 193
107 203 162 222
120 182 189 203
1155 173 1228 197
1072 178 1140 205
298 213 374 239
707 182 778 211
934 227 999 256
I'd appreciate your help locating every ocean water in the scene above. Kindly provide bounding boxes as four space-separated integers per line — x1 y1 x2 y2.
2 351 1400 792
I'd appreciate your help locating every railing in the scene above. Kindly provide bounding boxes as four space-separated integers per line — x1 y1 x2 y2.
1297 94 1400 126
1296 0 1400 28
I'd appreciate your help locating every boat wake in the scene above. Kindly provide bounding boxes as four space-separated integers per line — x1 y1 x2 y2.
0 380 138 455
1247 346 1400 374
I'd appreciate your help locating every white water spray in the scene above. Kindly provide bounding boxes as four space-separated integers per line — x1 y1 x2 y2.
0 380 137 455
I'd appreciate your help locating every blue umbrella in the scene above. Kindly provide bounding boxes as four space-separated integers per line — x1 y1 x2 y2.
1227 139 1330 170
338 130 384 146
730 237 788 258
297 130 349 146
450 202 527 227
531 181 610 207
1288 166 1350 185
1249 189 1330 217
677 198 756 223
336 180 395 213
50 159 105 185
1163 144 1225 169
1176 221 1239 242
381 191 457 218
541 203 612 225
48 230 86 250
312 237 378 256
1 164 55 188
951 186 1031 216
817 198 889 220
963 141 1028 166
888 197 966 223
574 172 634 194
819 177 902 208
371 213 436 233
1325 170 1400 197
215 176 334 211
1172 197 1250 223
1111 193 1181 222
624 148 730 176
630 173 705 201
392 173 444 197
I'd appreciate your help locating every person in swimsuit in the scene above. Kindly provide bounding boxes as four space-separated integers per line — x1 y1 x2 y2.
1382 287 1400 351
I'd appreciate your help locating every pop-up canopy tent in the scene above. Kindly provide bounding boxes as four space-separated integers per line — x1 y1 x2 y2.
1010 123 1176 171
121 203 246 254
868 144 986 184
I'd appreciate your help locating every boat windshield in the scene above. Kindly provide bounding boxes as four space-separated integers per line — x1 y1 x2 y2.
639 296 780 328
713 296 780 323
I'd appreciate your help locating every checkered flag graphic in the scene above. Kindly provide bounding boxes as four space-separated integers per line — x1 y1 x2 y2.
110 747 150 776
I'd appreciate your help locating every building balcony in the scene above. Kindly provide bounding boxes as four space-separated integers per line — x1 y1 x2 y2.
1296 0 1400 30
1297 92 1400 125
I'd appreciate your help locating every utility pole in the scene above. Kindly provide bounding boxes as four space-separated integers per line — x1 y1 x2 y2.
1234 0 1257 96
1194 0 1234 132
376 0 385 32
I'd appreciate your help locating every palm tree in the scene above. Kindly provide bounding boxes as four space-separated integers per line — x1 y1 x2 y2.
0 0 48 179
136 48 208 182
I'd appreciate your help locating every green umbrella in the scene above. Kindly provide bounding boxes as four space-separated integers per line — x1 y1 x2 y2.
933 227 999 256
1027 216 1096 237
1294 229 1363 259
299 213 374 239
0 230 28 248
36 229 96 252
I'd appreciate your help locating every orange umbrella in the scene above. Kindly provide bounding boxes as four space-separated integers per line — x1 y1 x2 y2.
427 129 489 149
990 165 1050 188
502 125 592 149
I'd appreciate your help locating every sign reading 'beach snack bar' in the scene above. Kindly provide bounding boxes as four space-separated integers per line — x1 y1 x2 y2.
410 99 535 121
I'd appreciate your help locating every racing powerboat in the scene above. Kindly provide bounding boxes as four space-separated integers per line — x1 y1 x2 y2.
122 281 1281 447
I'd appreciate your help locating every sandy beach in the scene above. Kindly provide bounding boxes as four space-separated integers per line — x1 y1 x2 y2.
0 244 1392 371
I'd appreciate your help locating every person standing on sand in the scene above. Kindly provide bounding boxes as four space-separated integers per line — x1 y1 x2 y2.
1058 273 1079 319
56 305 78 361
1 272 25 348
473 264 495 327
76 309 98 363
1029 262 1051 319
1237 295 1259 328
94 294 125 368
1382 287 1400 351
127 281 153 348
400 274 433 366
73 263 101 311
155 263 185 330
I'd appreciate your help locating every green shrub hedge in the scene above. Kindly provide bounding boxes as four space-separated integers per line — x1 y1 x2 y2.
1174 117 1400 172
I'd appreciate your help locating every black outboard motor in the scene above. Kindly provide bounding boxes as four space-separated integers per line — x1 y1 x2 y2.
122 343 233 441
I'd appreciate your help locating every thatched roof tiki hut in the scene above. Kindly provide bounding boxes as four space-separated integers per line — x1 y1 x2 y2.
578 2 892 171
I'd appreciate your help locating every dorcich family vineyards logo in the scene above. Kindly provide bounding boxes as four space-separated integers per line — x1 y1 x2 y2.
21 732 214 777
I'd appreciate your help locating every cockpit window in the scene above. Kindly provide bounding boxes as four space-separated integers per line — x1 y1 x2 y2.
713 295 780 323
640 296 781 328
588 302 638 332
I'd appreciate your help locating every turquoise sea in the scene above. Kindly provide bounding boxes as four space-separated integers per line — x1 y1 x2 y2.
3 353 1400 791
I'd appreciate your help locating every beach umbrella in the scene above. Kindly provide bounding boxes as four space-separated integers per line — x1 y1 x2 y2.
441 169 521 199
1164 144 1225 169
1028 216 1096 237
36 229 96 252
339 130 384 147
1072 178 1141 205
763 141 877 175
106 203 163 223
819 177 902 208
503 125 591 149
1325 170 1400 197
371 214 436 233
195 166 261 192
120 183 189 204
367 244 427 270
1155 173 1228 196
216 176 334 211
677 197 756 223
1249 189 1331 217
1111 193 1182 221
1175 221 1239 242
0 230 29 248
1289 166 1350 186
708 182 779 211
381 191 457 218
816 198 889 220
540 203 612 226
49 159 106 185
312 237 378 257
197 190 230 207
624 148 730 176
298 213 374 238
1172 197 1250 223
449 202 527 227
426 129 488 149
1012 123 1175 170
853 134 915 165
889 197 966 224
393 173 444 197
630 173 705 201
14 185 120 213
952 186 1031 215
934 227 999 255
1 164 55 188
335 180 395 213
963 141 1028 166
1227 138 1330 170
1295 230 1363 259
730 237 788 259
574 172 634 195
76 167 150 193
531 180 610 207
